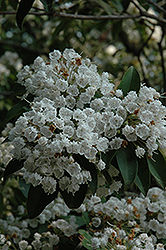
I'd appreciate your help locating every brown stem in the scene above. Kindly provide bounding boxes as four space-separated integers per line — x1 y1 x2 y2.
158 30 166 93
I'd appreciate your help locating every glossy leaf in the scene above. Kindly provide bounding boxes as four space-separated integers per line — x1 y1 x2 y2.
116 143 138 188
19 177 30 198
147 150 166 189
82 211 90 225
135 157 150 195
118 66 140 96
96 0 113 14
78 230 93 250
5 100 30 124
102 169 112 184
102 150 116 167
60 184 87 209
121 0 130 11
16 0 35 29
4 159 24 183
9 0 18 10
27 184 59 219
73 154 97 194
111 0 123 12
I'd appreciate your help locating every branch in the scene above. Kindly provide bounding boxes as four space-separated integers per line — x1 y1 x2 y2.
0 40 48 56
0 11 49 16
0 9 166 24
145 0 166 15
158 30 166 93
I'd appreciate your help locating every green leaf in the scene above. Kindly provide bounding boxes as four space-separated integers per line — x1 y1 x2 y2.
101 169 112 184
82 211 90 225
102 150 116 167
135 157 151 195
73 154 97 194
78 230 93 250
40 0 53 11
5 100 30 124
8 0 18 10
19 177 30 198
111 0 123 12
118 66 140 96
16 0 35 29
3 159 24 183
60 184 87 209
121 0 130 11
116 143 138 188
0 186 3 215
147 150 166 189
96 0 113 14
27 184 59 219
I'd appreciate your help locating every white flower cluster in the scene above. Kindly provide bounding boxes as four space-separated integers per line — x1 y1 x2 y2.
82 187 166 249
0 197 76 250
9 48 166 194
0 124 14 168
0 51 23 72
1 187 166 250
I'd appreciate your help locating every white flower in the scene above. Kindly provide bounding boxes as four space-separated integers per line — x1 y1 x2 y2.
59 107 73 120
91 237 101 249
92 217 101 227
56 79 68 91
59 176 70 191
149 219 159 232
49 234 59 246
135 146 145 158
126 101 139 113
67 84 79 96
79 92 91 103
122 125 137 141
49 49 61 61
31 240 42 250
96 137 109 152
109 114 124 128
97 159 106 171
41 177 57 194
0 234 6 245
63 125 74 138
109 137 123 150
148 202 160 213
19 240 29 250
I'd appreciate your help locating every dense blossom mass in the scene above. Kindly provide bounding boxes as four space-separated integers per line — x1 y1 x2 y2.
0 186 166 250
8 49 166 195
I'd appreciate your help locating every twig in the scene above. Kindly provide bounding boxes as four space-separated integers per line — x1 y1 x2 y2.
1 7 166 23
138 55 146 82
138 26 155 55
146 0 166 15
158 29 166 93
0 40 48 56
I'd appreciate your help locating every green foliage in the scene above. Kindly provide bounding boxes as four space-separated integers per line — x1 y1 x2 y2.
135 157 151 195
118 66 141 96
60 184 87 209
3 159 24 183
19 177 30 198
101 169 113 184
27 184 59 219
82 211 90 225
5 100 30 124
16 0 35 29
40 0 53 11
116 143 138 188
78 230 93 250
147 150 166 189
